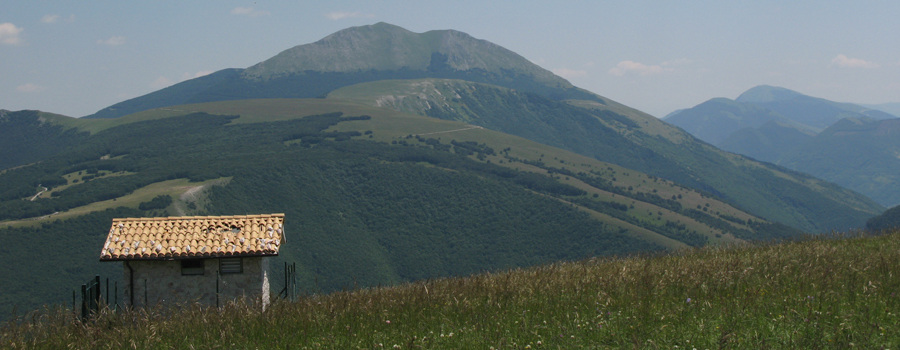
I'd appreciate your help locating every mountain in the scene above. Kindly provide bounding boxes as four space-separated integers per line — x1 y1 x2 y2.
735 85 896 130
662 97 796 145
84 22 598 119
84 25 882 233
665 85 895 147
666 85 900 207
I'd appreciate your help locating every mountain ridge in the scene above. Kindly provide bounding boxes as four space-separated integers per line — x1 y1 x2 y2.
84 23 593 120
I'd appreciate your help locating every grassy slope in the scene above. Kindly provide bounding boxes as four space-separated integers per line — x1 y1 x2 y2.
4 231 899 349
328 79 883 232
0 177 226 229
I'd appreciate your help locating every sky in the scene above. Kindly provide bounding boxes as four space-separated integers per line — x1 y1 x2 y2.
2 1 899 118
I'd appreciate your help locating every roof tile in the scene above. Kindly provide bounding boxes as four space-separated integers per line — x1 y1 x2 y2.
99 213 284 261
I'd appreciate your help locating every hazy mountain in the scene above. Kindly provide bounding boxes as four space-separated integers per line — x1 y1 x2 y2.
666 85 894 147
862 102 900 118
84 23 598 119
735 85 895 130
780 117 900 207
662 97 793 145
666 85 900 207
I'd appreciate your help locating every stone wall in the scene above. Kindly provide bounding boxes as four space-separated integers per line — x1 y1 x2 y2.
122 257 269 308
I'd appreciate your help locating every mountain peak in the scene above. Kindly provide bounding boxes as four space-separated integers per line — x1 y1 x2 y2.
735 85 804 103
242 23 569 88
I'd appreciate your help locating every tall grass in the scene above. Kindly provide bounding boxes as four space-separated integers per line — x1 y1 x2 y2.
4 231 900 349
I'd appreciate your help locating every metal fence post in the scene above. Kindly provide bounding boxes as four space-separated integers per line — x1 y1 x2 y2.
80 284 87 319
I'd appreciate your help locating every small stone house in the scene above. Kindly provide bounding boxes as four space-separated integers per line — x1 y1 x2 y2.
99 214 285 308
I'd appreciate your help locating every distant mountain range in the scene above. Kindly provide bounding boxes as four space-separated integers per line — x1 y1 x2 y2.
665 85 900 207
0 23 886 319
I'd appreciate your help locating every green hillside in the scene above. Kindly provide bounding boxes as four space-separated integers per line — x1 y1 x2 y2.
329 79 884 233
1 99 800 320
867 204 900 231
718 120 814 161
6 231 900 349
0 110 89 170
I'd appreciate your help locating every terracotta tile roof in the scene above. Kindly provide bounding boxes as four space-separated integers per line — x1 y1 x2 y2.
99 214 285 261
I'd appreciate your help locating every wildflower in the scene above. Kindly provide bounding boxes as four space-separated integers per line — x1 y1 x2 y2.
686 298 691 303
386 320 391 324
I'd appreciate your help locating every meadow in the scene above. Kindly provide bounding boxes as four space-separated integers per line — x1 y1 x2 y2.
3 230 899 349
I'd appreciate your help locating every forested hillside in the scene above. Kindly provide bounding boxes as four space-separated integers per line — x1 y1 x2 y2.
0 110 89 170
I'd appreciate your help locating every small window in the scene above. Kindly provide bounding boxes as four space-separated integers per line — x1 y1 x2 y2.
220 258 243 274
181 259 205 275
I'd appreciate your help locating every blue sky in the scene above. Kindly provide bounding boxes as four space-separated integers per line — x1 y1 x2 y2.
2 1 899 118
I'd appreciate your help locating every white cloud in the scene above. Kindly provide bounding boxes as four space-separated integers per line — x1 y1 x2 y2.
325 11 375 20
608 60 671 76
831 54 879 68
181 70 214 80
552 68 588 79
0 23 24 45
97 36 126 46
41 14 60 23
231 7 270 17
16 83 45 93
150 76 174 89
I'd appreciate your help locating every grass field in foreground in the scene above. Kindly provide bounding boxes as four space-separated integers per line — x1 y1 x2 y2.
3 230 899 349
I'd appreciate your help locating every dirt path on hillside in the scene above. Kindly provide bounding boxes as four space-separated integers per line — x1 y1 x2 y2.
416 125 483 136
29 187 47 201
